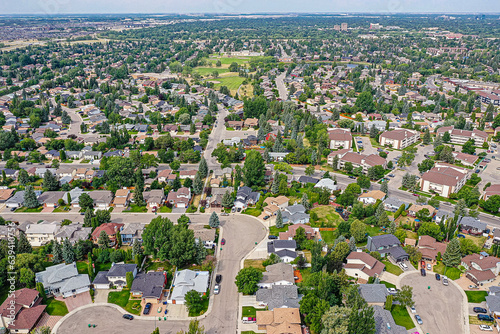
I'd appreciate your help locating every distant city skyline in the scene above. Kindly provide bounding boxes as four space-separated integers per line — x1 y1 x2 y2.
2 0 500 15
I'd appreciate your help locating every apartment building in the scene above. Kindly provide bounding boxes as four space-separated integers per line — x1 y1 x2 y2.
379 129 420 149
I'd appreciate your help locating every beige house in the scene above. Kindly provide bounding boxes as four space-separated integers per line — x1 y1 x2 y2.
379 129 420 149
344 251 385 281
256 308 301 334
328 128 352 149
420 163 469 197
25 221 61 247
113 189 131 208
358 190 386 205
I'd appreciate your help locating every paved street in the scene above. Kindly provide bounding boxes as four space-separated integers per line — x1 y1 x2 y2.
400 272 466 334
55 213 267 334
275 72 288 101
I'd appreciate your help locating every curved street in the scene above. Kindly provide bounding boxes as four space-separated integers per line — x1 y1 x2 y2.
54 213 267 334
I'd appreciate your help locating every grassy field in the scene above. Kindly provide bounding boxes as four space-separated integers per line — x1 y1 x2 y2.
194 67 229 76
144 260 173 273
242 208 262 217
310 206 343 227
465 291 488 303
207 56 252 66
108 290 142 315
243 259 265 271
241 306 266 319
320 230 336 245
433 263 461 280
382 260 403 276
391 305 415 330
45 298 69 316
211 76 246 94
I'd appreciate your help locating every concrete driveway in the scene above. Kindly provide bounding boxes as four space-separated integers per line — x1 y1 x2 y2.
56 291 92 312
400 272 466 334
93 289 110 304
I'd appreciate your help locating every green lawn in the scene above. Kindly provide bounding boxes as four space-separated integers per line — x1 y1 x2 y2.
159 206 172 213
465 291 488 303
144 260 173 273
380 281 396 289
242 332 257 334
53 205 71 212
382 260 403 276
45 297 69 316
211 76 246 92
95 262 112 272
188 296 209 317
242 208 262 217
269 224 290 236
391 305 415 330
207 56 252 65
76 261 88 274
320 230 336 245
194 67 229 76
433 263 462 280
108 289 141 315
365 225 385 237
309 206 343 227
15 206 43 213
241 306 266 319
124 204 148 213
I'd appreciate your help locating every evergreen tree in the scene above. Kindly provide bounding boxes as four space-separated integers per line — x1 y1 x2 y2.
132 239 143 258
442 238 461 268
98 231 110 249
198 157 208 179
222 191 233 208
24 185 40 208
388 221 397 235
271 171 280 194
172 175 182 191
423 128 431 144
302 193 311 211
375 203 385 219
17 232 32 254
380 180 388 194
18 169 29 186
61 111 71 124
52 240 63 264
36 282 47 303
133 170 145 206
62 238 75 263
332 155 339 170
193 172 204 195
209 212 220 228
83 208 94 227
43 170 59 191
275 210 284 229
349 236 357 252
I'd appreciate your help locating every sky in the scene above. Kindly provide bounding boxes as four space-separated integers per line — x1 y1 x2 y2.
2 0 500 15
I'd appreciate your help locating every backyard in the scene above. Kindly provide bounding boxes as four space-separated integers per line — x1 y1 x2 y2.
319 230 335 245
310 206 343 227
108 290 142 315
45 298 69 316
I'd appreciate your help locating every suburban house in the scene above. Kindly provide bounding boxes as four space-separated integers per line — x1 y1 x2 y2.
332 151 387 174
91 223 124 246
358 190 386 205
168 270 209 304
25 221 61 247
358 284 389 307
314 178 339 192
143 189 165 208
407 204 437 218
484 184 500 201
166 187 191 208
379 129 420 149
157 169 173 183
38 191 66 208
256 308 301 334
373 305 407 334
54 223 91 244
120 223 143 245
179 170 197 180
66 187 86 208
131 271 167 303
282 204 310 225
267 240 297 263
344 251 385 281
383 197 408 212
258 263 295 289
189 225 216 249
486 288 500 321
0 188 14 203
436 126 488 146
452 152 479 167
0 288 46 333
263 196 289 212
297 176 319 185
420 163 469 197
367 234 409 262
234 186 260 209
459 216 487 235
35 262 91 298
93 263 137 289
462 253 500 285
113 189 131 208
256 285 301 310
328 128 352 149
88 190 114 210
417 235 447 262
279 223 316 241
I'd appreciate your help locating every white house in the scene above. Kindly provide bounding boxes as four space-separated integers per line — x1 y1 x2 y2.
258 263 295 289
25 221 61 247
35 262 91 298
358 190 386 205
168 270 209 304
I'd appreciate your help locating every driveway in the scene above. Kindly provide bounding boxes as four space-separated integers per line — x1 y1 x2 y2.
56 291 92 312
400 272 466 334
93 289 110 304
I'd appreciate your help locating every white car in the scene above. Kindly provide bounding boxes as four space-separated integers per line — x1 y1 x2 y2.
410 306 416 314
387 288 397 294
214 284 220 295
399 263 408 271
479 325 493 331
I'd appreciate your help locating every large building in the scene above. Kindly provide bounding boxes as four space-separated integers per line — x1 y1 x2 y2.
330 150 387 174
328 128 352 149
379 129 420 149
420 163 469 197
436 126 488 146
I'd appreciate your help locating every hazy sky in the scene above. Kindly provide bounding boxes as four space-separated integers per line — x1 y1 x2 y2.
2 0 500 14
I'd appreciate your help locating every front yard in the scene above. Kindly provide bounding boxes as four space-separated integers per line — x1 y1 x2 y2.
45 297 69 316
269 224 290 236
241 306 266 319
243 259 265 271
123 204 148 213
382 260 403 276
465 291 488 303
390 305 414 330
242 208 262 217
108 290 142 315
432 263 462 280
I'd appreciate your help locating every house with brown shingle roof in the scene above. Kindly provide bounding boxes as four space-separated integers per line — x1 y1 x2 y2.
166 187 191 208
91 223 124 246
0 288 45 333
113 189 131 208
483 184 500 201
279 223 316 240
334 151 387 174
462 253 500 285
417 235 447 262
344 251 385 281
328 128 352 149
379 129 420 149
244 118 259 128
256 308 301 334
407 204 437 217
358 190 386 205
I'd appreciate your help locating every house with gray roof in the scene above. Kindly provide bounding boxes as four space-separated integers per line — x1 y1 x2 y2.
358 284 389 306
459 216 487 235
35 262 91 298
367 234 408 262
434 209 451 224
25 221 61 247
88 190 113 209
234 186 260 209
54 223 91 244
373 305 407 334
267 240 297 263
383 197 407 212
167 270 209 304
258 263 295 289
93 263 137 289
256 285 301 310
38 191 66 208
131 271 167 303
282 204 310 225
120 223 144 245
486 293 500 318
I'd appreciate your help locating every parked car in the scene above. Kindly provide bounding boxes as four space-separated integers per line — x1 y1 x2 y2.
479 325 493 331
221 212 229 216
442 276 449 286
474 307 488 314
143 303 152 315
420 268 426 277
478 314 494 322
221 238 226 245
164 309 168 315
242 317 256 323
348 175 356 179
214 284 220 295
427 263 431 271
410 306 416 314
268 235 278 239
122 314 134 320
435 273 441 281
469 285 479 289
263 216 270 220
413 193 419 197
414 315 423 325
388 174 395 177
399 263 408 271
387 288 397 294
215 274 222 284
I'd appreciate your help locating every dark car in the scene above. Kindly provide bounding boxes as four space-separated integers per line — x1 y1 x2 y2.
164 309 168 315
348 175 356 179
435 273 440 281
263 216 270 220
420 268 426 277
478 314 494 322
143 303 152 315
268 235 278 239
474 307 488 314
221 238 226 245
215 274 222 284
122 314 134 320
